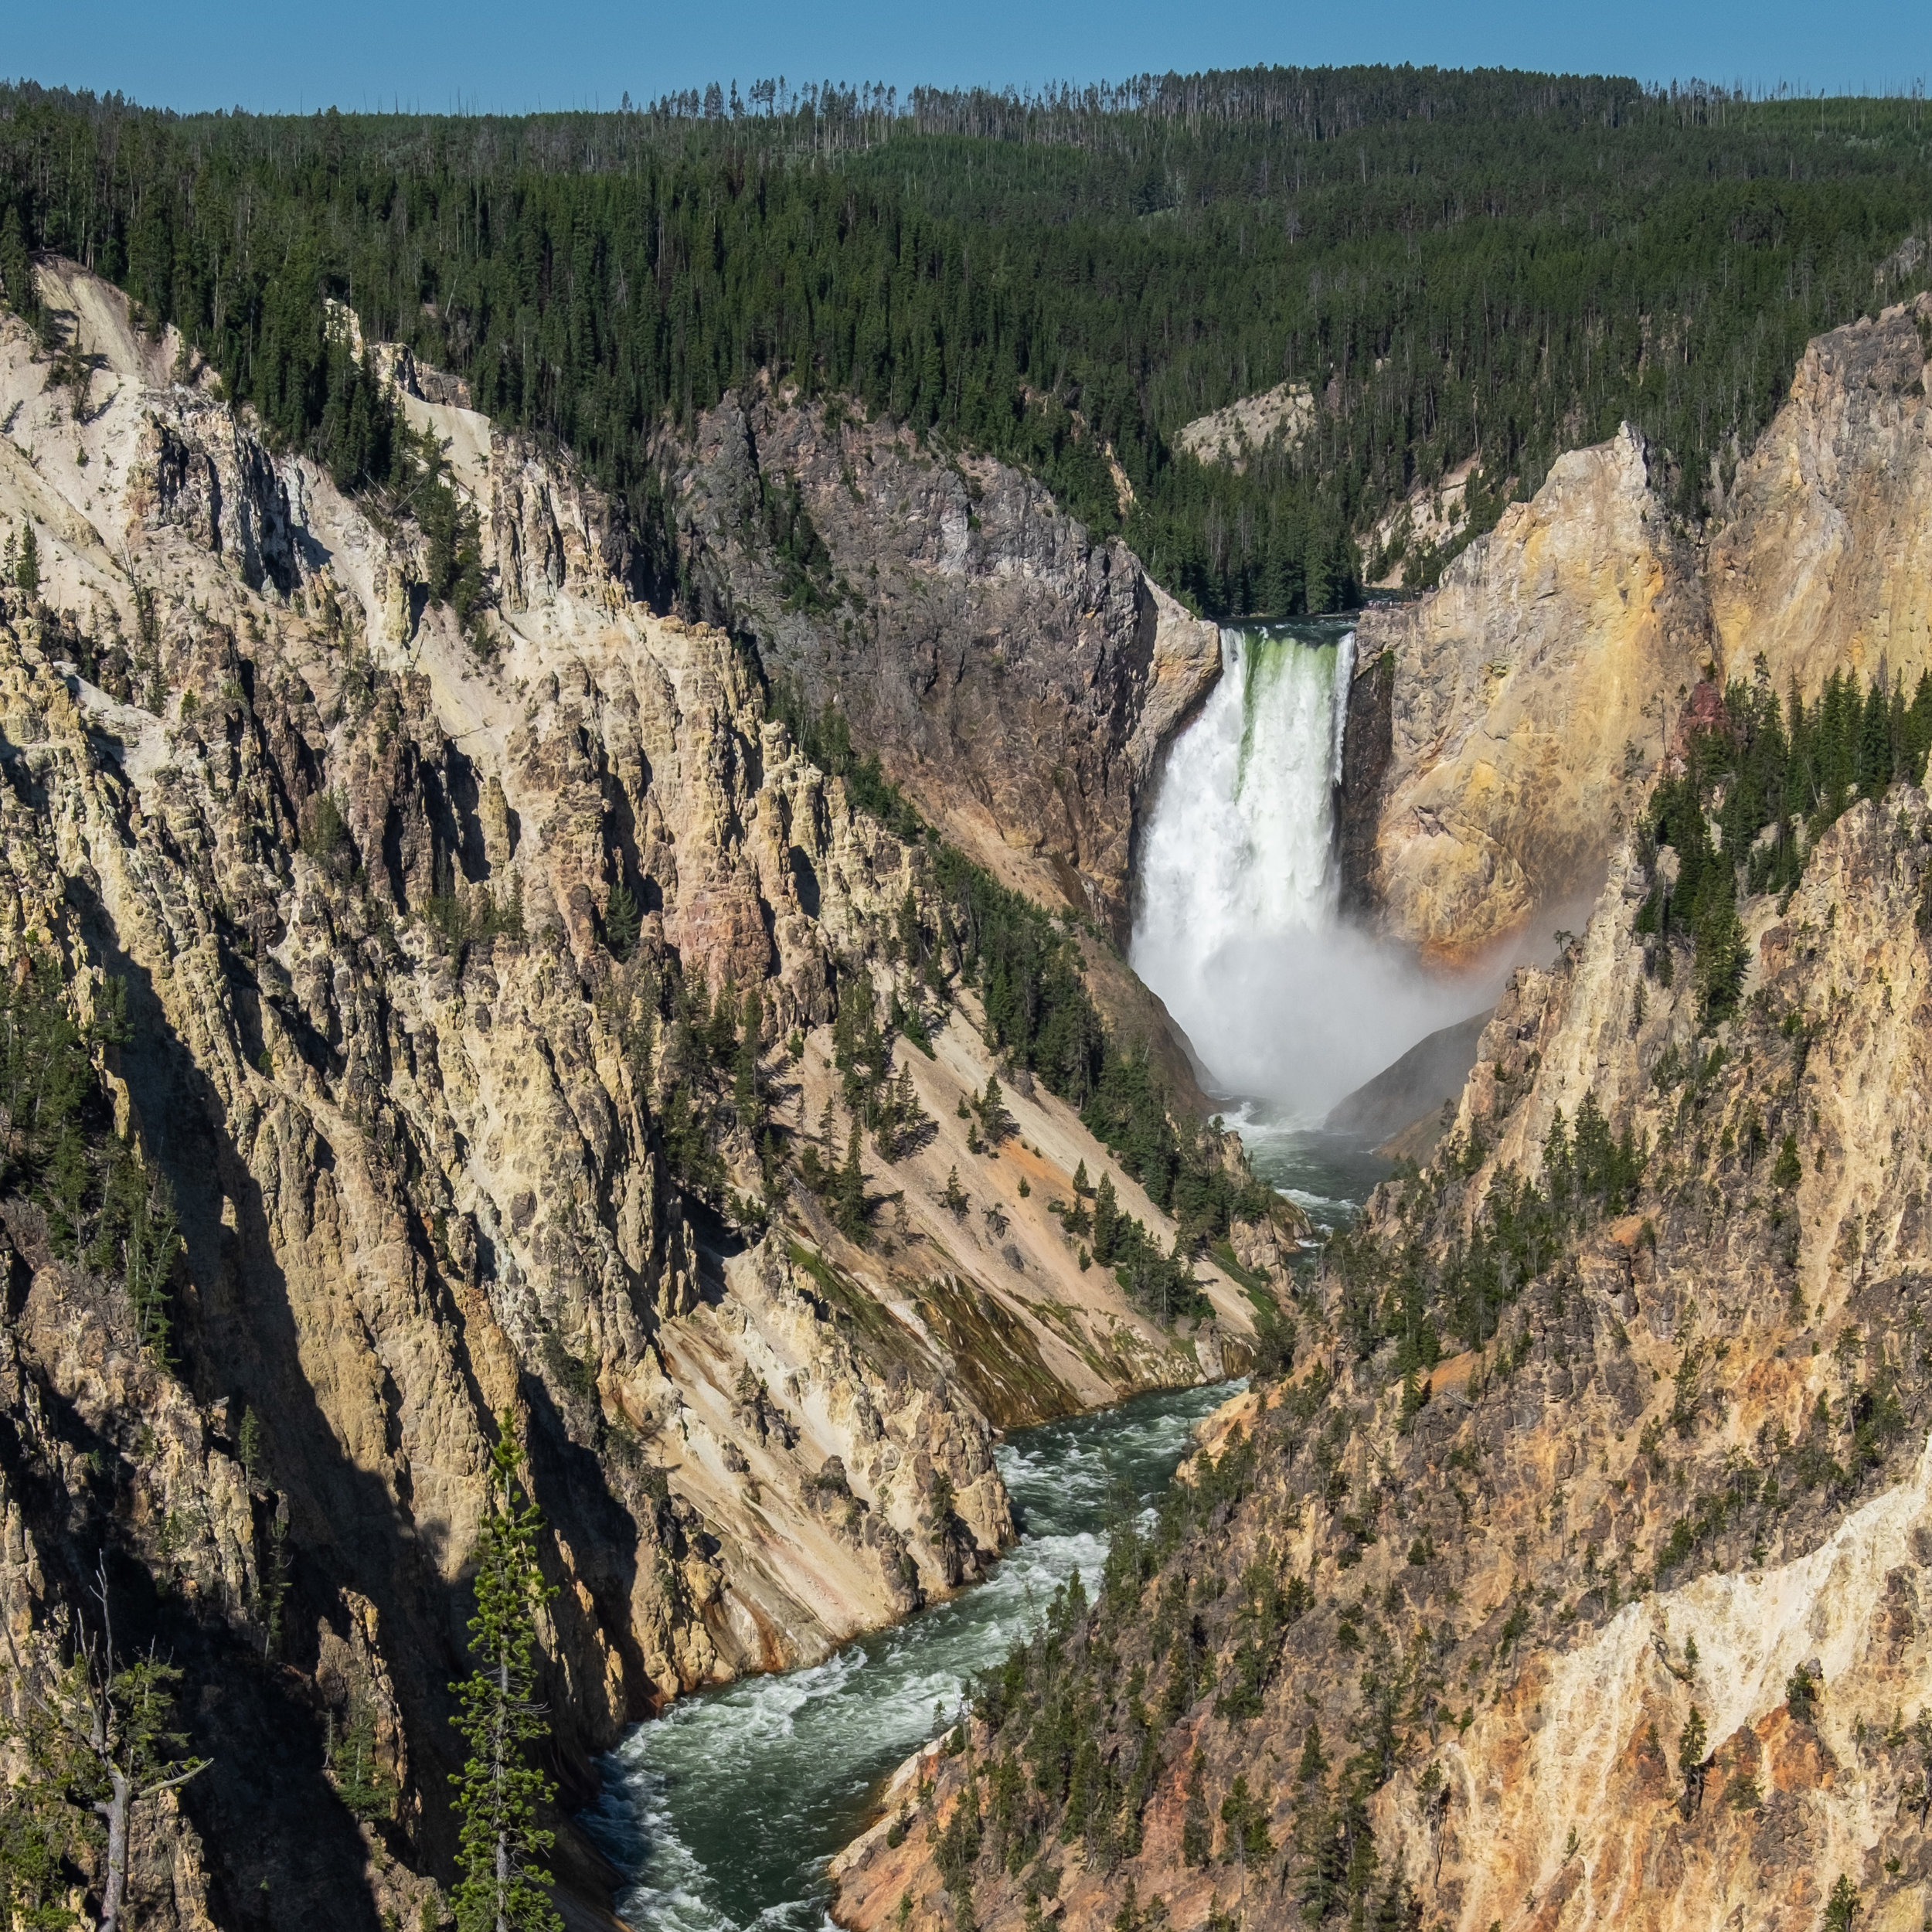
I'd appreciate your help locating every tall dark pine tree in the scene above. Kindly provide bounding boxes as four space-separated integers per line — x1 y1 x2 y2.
602 879 641 962
13 523 39 599
450 1420 561 1932
0 206 37 337
835 1121 868 1240
1091 1172 1120 1267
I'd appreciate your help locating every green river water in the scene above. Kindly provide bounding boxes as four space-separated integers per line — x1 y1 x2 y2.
583 1128 1381 1930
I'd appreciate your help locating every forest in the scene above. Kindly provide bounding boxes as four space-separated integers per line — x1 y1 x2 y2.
1 67 1928 615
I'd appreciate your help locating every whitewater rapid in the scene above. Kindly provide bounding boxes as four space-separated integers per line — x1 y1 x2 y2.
1131 618 1477 1117
584 1385 1243 1932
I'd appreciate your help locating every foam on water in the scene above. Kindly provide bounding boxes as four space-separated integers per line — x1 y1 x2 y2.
587 1383 1242 1932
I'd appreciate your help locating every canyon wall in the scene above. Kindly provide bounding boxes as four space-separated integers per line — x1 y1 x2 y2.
834 765 1932 1932
1345 292 1932 969
0 262 1267 1929
658 386 1223 945
1711 292 1932 698
1343 424 1708 966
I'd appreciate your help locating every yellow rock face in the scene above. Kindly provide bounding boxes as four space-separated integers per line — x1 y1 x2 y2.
1711 293 1932 700
1351 294 1932 975
1354 424 1707 966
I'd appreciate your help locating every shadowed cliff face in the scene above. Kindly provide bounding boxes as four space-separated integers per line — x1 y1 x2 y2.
656 386 1223 944
831 778 1932 1932
1711 293 1932 699
1342 425 1709 968
0 264 1266 1927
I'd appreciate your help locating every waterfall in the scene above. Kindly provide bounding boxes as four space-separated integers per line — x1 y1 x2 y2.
1133 625 1350 982
1131 621 1474 1119
1328 625 1355 789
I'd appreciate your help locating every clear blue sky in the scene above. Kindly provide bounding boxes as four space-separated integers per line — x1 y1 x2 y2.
8 0 1928 116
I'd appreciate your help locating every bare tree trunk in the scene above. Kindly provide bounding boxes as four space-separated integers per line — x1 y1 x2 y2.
95 1769 132 1932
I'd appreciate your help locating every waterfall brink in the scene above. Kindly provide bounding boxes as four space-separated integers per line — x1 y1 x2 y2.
1131 621 1478 1121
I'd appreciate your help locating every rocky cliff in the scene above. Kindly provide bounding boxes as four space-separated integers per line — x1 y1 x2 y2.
829 300 1932 1932
1343 424 1708 967
1344 294 1932 971
832 753 1932 1932
0 261 1273 1930
658 385 1223 945
1711 293 1932 699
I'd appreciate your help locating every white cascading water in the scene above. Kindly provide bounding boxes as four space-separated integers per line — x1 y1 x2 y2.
1134 626 1351 989
1131 623 1475 1120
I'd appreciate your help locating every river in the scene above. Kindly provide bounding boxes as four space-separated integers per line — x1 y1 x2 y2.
583 1128 1382 1932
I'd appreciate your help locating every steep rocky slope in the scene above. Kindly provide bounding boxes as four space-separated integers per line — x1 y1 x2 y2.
1342 425 1708 966
0 261 1274 1928
1322 1009 1491 1148
1342 293 1932 973
658 384 1222 944
1173 384 1315 471
1711 293 1932 699
832 748 1932 1932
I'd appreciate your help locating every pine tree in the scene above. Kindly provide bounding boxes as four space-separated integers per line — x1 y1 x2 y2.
1785 1662 1820 1723
706 974 741 1067
1692 864 1745 1023
944 1165 968 1219
328 1692 396 1822
449 1420 562 1932
1179 1750 1210 1867
1856 679 1893 799
1772 1133 1802 1190
1091 1173 1120 1267
1823 1875 1862 1931
733 987 761 1126
602 879 640 961
1678 1706 1708 1811
1072 1158 1090 1197
893 1062 923 1131
979 1075 1014 1145
894 888 923 965
835 1121 868 1240
238 1406 269 1485
14 523 39 599
0 208 36 336
1219 1773 1271 1862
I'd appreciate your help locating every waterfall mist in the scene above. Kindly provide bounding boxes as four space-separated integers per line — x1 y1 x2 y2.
1131 623 1502 1122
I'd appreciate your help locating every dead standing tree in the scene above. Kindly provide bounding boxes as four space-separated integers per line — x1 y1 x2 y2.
2 1559 210 1932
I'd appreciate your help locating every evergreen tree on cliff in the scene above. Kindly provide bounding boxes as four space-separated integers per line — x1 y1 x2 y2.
13 522 39 600
450 1420 561 1932
835 1120 868 1240
1091 1172 1120 1267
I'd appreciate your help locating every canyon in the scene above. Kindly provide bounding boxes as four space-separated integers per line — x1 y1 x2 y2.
832 289 1932 1932
2 226 1930 1932
0 260 1277 1929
